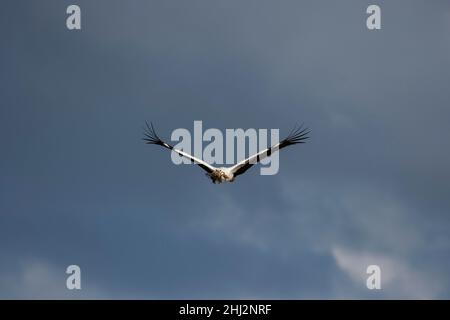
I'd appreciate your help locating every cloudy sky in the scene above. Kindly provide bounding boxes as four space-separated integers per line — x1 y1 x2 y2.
1 0 450 299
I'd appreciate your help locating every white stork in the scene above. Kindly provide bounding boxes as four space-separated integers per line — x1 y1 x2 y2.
143 122 309 183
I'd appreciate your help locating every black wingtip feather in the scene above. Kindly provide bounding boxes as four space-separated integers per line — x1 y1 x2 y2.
143 121 166 146
282 124 310 146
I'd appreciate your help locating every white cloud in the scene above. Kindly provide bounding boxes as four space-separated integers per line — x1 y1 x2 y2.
332 246 442 299
0 260 107 299
186 177 448 298
280 178 426 255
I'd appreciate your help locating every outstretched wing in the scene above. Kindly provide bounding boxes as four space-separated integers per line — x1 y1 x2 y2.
143 122 217 174
229 125 310 177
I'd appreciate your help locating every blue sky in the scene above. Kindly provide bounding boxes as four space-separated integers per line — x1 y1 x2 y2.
1 0 450 298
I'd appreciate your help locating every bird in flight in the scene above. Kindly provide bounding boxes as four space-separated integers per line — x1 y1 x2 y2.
143 122 309 183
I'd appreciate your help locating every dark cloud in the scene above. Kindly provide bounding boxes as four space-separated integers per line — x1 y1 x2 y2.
1 0 450 298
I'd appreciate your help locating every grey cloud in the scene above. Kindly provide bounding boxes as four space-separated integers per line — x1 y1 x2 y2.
1 0 450 298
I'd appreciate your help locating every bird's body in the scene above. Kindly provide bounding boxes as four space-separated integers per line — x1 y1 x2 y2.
143 122 309 183
207 167 235 184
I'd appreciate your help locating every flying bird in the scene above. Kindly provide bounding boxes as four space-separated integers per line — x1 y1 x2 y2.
143 122 309 183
